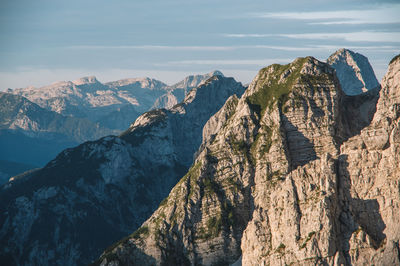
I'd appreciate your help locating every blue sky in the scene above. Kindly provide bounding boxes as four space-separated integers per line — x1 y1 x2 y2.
0 0 399 89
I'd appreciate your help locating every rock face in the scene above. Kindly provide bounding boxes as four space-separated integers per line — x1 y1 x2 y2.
152 70 225 110
0 75 245 266
327 48 380 95
96 55 400 265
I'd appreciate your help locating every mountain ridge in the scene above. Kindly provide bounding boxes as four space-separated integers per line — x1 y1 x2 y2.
8 71 225 131
95 54 400 265
0 74 245 266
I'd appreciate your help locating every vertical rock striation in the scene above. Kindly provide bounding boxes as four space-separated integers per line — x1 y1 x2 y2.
97 55 400 266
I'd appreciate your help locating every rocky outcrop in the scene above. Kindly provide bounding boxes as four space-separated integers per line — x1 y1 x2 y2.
0 75 244 266
152 70 225 110
327 48 380 96
96 55 400 265
336 55 400 265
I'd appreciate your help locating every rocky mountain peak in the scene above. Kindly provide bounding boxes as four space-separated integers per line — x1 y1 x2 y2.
169 70 225 92
106 77 168 91
95 56 344 265
72 76 99 85
209 70 224 76
244 56 337 118
96 54 400 266
181 75 241 106
327 48 379 95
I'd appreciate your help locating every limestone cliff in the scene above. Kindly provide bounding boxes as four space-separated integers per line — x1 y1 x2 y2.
96 55 400 265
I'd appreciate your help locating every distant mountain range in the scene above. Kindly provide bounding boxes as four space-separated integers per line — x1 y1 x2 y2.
0 92 116 171
0 73 245 265
0 71 224 183
8 70 224 131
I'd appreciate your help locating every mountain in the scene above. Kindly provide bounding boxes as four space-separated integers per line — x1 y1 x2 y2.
152 70 225 109
0 92 114 142
0 75 245 265
327 48 380 95
8 71 225 131
96 55 400 265
9 76 168 131
0 92 115 175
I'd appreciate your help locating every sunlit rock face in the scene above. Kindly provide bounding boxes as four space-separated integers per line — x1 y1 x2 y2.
97 55 400 266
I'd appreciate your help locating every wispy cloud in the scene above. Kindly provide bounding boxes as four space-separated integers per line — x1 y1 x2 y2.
252 5 400 25
70 43 398 53
69 44 316 52
281 32 400 43
223 34 273 38
156 58 292 66
224 32 400 43
67 45 234 51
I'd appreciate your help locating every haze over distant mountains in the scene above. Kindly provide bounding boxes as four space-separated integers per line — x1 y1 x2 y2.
0 71 224 183
8 70 225 131
0 73 245 265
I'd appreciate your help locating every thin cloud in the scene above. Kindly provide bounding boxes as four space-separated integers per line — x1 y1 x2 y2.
67 45 235 51
223 34 273 38
69 44 321 52
157 58 293 66
281 32 400 43
252 4 400 25
224 32 400 43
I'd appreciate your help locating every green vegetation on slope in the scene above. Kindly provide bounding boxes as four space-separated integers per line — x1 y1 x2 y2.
246 58 307 116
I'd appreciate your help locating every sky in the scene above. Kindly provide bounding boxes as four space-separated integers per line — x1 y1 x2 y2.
0 0 399 89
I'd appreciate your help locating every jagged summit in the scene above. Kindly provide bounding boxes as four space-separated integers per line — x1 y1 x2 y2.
105 77 168 90
151 70 226 110
169 70 225 92
209 70 224 76
72 76 99 85
327 48 379 95
182 74 238 106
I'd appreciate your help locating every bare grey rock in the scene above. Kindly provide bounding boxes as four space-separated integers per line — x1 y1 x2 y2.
97 55 400 266
327 48 380 96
